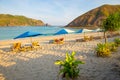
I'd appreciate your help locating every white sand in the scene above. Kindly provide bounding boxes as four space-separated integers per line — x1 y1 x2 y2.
0 32 120 80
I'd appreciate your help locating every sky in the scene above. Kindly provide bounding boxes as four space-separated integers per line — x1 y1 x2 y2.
0 0 120 26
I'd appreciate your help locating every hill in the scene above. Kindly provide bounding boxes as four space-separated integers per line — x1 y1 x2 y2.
65 4 120 28
0 14 44 26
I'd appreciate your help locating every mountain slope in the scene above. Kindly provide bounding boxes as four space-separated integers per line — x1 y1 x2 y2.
66 4 120 28
0 14 44 26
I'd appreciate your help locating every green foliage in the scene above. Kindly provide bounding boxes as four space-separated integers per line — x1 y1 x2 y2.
107 42 117 52
103 12 120 32
102 12 120 43
95 41 119 57
95 43 111 57
55 52 84 80
114 38 120 47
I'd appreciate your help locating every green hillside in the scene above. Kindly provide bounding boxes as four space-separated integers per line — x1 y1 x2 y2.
66 4 120 28
0 14 44 26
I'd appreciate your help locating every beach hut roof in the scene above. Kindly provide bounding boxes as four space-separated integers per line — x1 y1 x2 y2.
54 29 74 35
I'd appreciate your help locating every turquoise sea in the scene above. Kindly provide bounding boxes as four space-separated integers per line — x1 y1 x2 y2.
0 26 77 40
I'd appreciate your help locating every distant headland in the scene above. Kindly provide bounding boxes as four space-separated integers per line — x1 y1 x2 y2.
0 14 44 26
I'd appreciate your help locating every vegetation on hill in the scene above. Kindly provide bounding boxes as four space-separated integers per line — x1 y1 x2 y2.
0 14 44 26
66 4 120 28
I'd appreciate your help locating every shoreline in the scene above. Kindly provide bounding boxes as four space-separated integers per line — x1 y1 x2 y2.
0 32 103 46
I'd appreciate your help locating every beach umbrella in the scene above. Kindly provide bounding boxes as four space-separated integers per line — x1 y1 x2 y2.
92 28 102 32
76 29 93 36
92 28 103 37
14 31 42 42
77 29 92 33
54 29 75 42
54 28 74 35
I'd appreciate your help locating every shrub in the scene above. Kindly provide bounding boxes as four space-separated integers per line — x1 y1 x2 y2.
95 43 111 57
108 42 117 52
55 52 84 80
114 38 120 47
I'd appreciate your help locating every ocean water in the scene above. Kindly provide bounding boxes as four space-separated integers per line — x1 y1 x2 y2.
0 26 77 40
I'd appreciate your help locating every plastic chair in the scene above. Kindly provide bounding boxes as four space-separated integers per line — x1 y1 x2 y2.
32 41 42 50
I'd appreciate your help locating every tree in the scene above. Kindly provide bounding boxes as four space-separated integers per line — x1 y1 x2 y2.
102 12 120 43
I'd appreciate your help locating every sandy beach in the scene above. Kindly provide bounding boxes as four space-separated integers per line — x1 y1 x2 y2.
0 32 120 80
